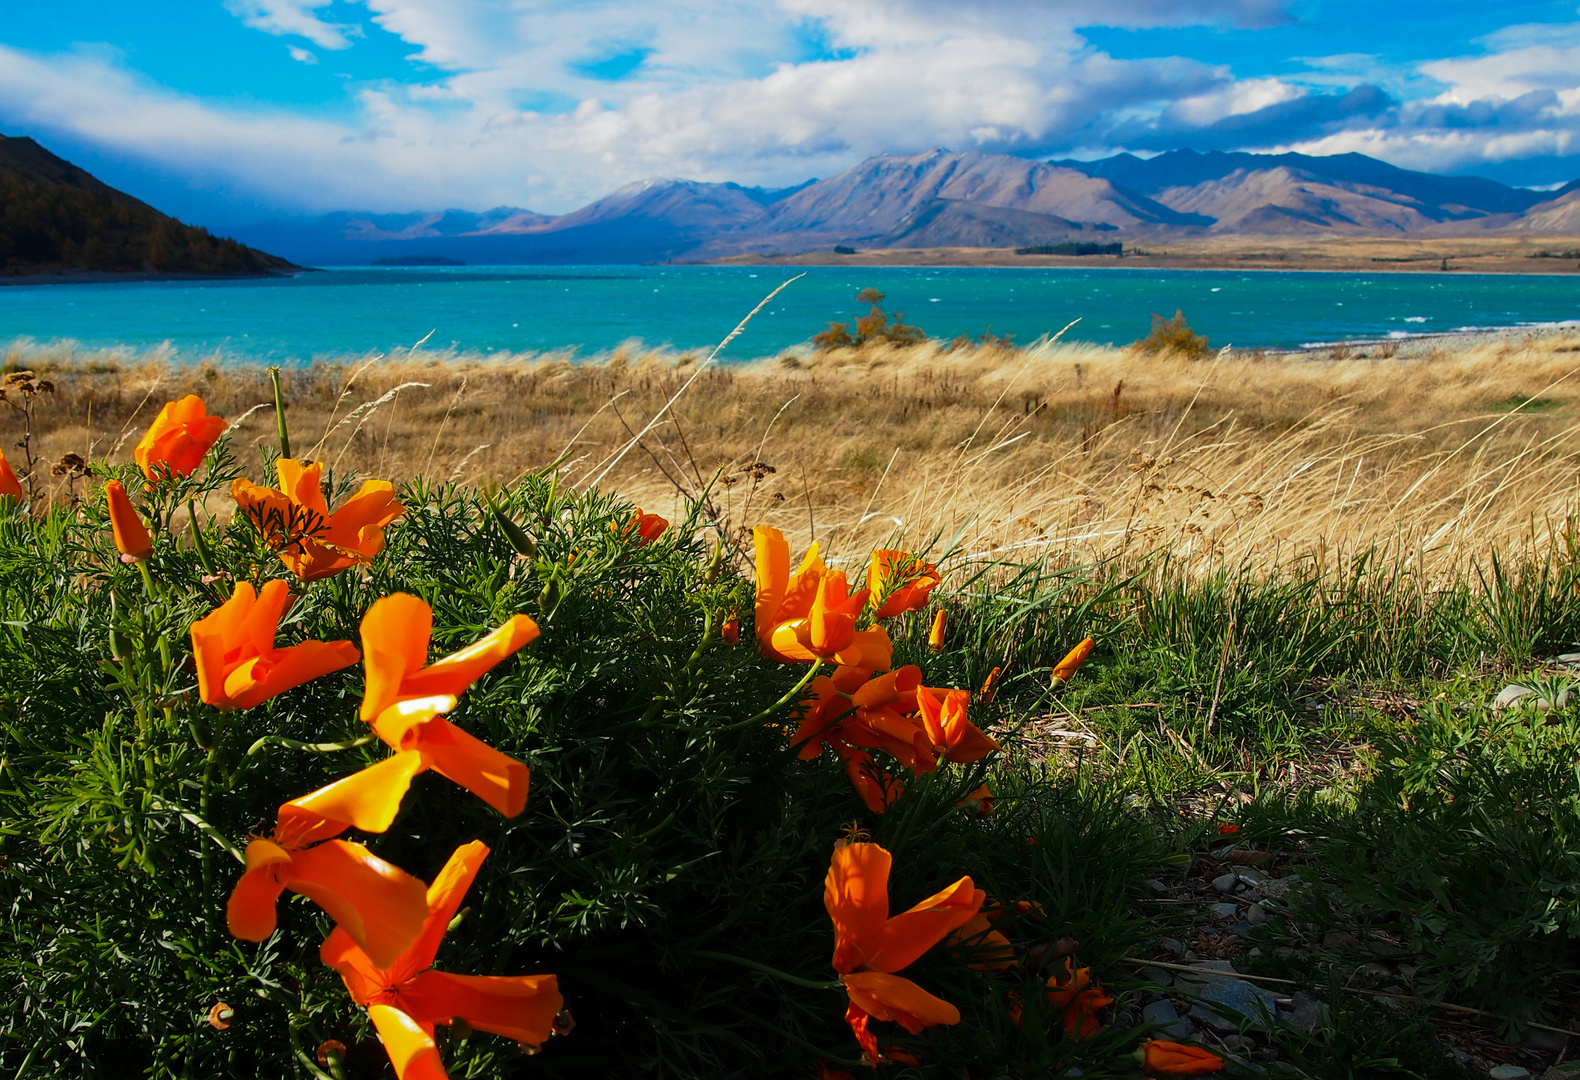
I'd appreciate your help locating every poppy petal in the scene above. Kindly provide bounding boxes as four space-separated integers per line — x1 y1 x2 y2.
824 842 893 974
225 639 362 711
753 526 790 640
360 593 435 722
225 839 293 942
411 717 531 818
400 970 563 1045
276 751 429 845
842 971 960 1032
320 925 391 1005
398 614 539 702
323 479 403 556
865 876 984 973
284 840 429 969
275 459 331 517
366 1005 447 1080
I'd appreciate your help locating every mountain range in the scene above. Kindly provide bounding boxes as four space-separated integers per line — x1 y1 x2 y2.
228 148 1580 266
6 131 1579 272
0 135 290 279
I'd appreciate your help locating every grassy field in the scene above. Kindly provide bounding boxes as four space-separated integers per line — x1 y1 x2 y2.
3 331 1580 1078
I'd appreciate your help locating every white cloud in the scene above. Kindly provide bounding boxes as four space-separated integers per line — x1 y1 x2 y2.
7 0 1580 216
224 0 362 50
287 45 318 64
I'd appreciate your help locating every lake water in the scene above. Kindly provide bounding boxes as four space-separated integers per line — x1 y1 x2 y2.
2 264 1578 364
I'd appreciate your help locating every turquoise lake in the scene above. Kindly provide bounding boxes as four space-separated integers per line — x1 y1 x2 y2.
1 265 1578 363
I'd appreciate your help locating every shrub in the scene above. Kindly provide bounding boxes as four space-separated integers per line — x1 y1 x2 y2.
812 289 925 351
1133 309 1210 359
0 393 1168 1079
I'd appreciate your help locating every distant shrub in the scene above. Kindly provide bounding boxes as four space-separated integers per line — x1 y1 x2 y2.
812 288 926 351
832 245 857 255
1134 309 1210 359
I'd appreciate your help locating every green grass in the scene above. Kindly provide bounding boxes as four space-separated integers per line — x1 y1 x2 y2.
2 436 1579 1078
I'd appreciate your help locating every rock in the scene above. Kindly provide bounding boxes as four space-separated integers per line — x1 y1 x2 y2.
1144 878 1170 893
1208 902 1240 920
1247 903 1268 926
1542 1064 1580 1080
1141 966 1173 987
1554 651 1580 665
1189 975 1283 1032
1287 991 1328 1035
1159 938 1186 958
1322 931 1360 949
1235 868 1270 886
1142 999 1192 1039
1488 1066 1531 1080
1258 875 1300 901
1494 684 1535 709
1248 947 1263 959
1213 872 1241 893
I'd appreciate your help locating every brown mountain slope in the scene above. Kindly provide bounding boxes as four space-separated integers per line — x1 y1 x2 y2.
761 149 1203 239
0 134 292 278
1152 167 1452 234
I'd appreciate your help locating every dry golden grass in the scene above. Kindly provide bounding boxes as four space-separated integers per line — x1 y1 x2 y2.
8 328 1580 579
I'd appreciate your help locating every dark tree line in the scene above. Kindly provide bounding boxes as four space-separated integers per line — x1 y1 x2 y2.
0 174 288 276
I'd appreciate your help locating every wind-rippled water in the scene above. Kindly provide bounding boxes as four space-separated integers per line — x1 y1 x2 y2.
2 264 1578 363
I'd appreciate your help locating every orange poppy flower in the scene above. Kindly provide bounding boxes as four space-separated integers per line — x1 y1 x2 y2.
322 841 563 1078
915 686 1000 764
1044 958 1114 1039
134 395 227 480
190 580 361 710
227 759 432 968
956 784 994 817
1139 1040 1225 1075
945 910 1016 971
720 618 740 645
618 509 668 545
105 480 153 561
0 449 23 500
824 842 984 1062
1051 638 1095 685
866 550 941 620
927 610 946 652
359 592 540 723
754 526 891 669
839 746 906 814
232 458 403 581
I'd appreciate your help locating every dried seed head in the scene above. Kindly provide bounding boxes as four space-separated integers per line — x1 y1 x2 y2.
315 1040 347 1067
207 1002 233 1030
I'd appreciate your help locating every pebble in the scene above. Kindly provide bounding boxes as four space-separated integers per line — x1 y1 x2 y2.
1287 991 1328 1035
1213 872 1240 893
1142 999 1192 1039
1494 684 1535 709
1489 1066 1531 1080
1144 878 1170 893
1159 938 1186 958
1141 966 1174 987
1258 875 1300 901
1208 902 1240 920
1246 902 1268 926
1190 975 1283 1032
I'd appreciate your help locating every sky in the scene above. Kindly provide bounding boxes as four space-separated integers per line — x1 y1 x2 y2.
2 0 1580 226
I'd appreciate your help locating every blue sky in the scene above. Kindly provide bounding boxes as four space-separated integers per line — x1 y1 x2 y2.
2 1 1578 225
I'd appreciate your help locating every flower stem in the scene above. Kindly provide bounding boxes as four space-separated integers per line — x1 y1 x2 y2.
688 949 843 991
719 659 823 732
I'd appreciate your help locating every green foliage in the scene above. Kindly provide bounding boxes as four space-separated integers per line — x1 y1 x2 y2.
0 450 1173 1078
1134 310 1210 359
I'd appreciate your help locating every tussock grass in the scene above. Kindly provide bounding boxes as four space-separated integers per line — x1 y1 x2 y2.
9 330 1580 583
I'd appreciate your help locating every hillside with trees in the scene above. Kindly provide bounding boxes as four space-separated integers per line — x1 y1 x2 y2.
0 135 292 278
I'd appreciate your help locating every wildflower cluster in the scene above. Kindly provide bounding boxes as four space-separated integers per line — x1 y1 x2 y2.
1 384 1225 1078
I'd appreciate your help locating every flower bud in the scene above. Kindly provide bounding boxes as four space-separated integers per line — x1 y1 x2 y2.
105 480 153 561
927 609 947 652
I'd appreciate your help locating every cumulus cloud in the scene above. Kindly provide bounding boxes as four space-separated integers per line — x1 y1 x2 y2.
287 45 318 64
